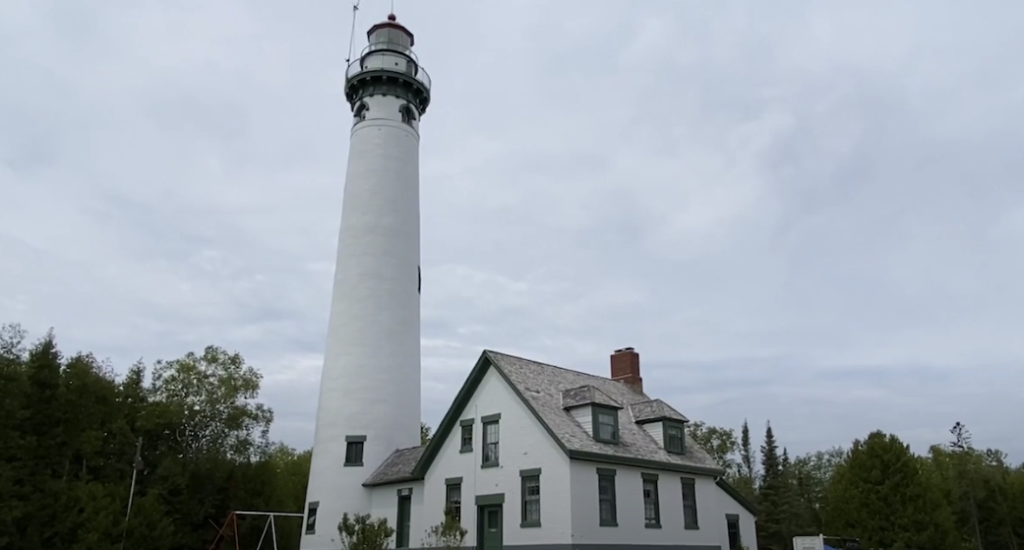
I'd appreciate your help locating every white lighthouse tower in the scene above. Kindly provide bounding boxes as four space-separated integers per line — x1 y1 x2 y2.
301 13 430 550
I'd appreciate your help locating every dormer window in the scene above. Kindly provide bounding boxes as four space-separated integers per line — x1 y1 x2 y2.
630 399 690 453
592 405 619 444
665 422 686 454
562 385 624 445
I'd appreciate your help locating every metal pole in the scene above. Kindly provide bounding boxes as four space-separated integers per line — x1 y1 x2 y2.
270 514 279 550
119 437 143 550
255 516 272 550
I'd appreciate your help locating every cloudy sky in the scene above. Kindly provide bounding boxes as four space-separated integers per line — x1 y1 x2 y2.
2 1 1022 462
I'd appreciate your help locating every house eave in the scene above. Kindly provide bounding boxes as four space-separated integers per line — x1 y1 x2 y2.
715 477 758 516
362 475 421 488
635 416 689 426
567 450 727 477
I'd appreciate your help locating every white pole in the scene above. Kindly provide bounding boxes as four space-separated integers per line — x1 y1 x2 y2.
119 437 143 550
270 514 279 550
256 516 272 550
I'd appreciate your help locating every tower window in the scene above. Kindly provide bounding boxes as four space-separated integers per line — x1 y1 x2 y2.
399 103 418 126
305 501 319 535
353 101 369 123
345 435 365 466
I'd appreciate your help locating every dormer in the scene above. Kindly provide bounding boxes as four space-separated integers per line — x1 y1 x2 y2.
562 385 624 444
630 399 690 454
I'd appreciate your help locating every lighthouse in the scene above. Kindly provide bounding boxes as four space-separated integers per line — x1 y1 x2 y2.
301 13 430 550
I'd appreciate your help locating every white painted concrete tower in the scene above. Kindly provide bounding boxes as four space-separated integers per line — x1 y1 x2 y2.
301 13 430 550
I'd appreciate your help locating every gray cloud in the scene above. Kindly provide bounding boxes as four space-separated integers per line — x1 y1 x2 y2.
2 0 1022 461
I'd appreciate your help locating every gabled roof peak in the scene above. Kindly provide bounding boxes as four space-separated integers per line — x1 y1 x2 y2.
561 384 623 410
630 398 689 424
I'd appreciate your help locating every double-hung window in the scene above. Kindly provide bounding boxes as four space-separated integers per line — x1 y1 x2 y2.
597 468 617 527
642 473 661 528
592 406 619 443
681 477 699 529
482 414 500 467
520 469 541 528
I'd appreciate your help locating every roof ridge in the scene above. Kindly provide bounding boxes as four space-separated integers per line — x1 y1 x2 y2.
483 349 620 383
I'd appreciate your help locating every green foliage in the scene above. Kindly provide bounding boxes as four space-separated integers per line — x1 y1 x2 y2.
421 506 468 549
421 421 433 445
0 323 306 550
339 513 396 550
824 431 958 550
686 420 739 472
736 419 757 498
757 422 788 550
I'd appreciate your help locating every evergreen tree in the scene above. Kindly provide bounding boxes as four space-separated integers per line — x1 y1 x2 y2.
737 419 757 499
757 421 786 550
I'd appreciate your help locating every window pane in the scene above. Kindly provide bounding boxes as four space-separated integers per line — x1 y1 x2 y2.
727 518 740 550
522 476 541 524
345 442 363 464
643 480 659 524
446 484 461 522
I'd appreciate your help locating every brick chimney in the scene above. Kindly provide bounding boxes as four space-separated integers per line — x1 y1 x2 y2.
610 347 643 393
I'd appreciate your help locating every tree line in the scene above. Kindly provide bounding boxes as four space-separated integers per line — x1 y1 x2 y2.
686 418 1024 550
1 323 1021 550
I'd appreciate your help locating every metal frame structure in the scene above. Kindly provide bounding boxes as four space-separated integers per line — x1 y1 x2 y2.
207 511 305 550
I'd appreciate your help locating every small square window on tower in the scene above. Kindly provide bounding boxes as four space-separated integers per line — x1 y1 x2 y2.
345 435 366 466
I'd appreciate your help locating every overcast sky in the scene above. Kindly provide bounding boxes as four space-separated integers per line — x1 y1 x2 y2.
2 1 1022 462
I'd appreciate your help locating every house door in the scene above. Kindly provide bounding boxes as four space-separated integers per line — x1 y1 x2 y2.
396 494 411 548
478 505 503 550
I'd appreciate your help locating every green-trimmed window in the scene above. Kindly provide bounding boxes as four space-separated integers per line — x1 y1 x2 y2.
344 435 365 466
665 422 686 454
597 468 617 527
642 473 661 528
520 469 541 528
459 419 474 453
305 501 319 534
727 514 741 550
681 477 699 529
445 481 462 523
482 415 500 467
592 406 619 443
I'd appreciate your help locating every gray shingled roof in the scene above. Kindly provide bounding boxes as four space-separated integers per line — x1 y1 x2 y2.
486 351 720 472
629 398 690 424
561 385 623 409
364 445 424 485
364 349 722 487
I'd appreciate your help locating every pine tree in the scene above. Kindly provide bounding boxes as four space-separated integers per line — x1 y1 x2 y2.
779 447 801 543
737 419 757 499
757 422 786 550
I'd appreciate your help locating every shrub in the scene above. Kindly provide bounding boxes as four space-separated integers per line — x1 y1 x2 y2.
338 513 395 550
